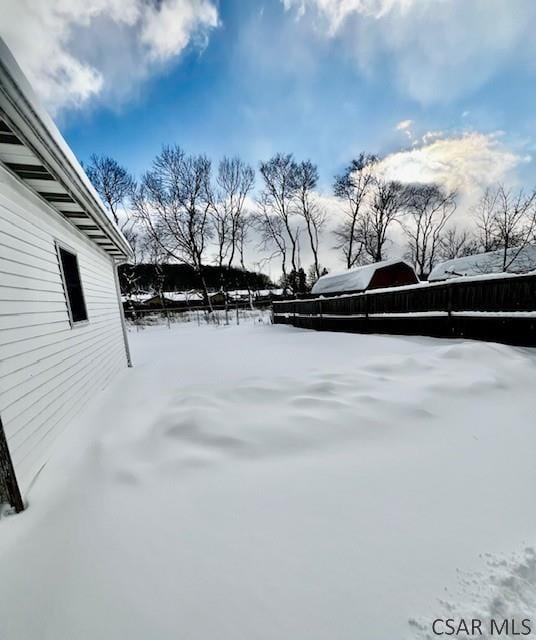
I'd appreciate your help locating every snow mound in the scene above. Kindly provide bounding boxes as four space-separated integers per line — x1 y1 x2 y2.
99 339 533 483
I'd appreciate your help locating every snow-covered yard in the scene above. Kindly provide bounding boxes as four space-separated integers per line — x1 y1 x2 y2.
1 322 535 639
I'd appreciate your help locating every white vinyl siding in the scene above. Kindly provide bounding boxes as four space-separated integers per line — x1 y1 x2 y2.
0 166 127 493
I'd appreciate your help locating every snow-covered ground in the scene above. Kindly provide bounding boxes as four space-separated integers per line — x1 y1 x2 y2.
1 322 535 639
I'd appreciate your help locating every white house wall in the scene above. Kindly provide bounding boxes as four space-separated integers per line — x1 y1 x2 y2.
0 165 127 494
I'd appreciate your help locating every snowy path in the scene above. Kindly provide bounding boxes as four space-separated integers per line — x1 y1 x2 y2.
1 323 535 639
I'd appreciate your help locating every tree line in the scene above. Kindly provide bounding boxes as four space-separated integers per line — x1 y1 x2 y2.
117 263 272 295
86 149 536 302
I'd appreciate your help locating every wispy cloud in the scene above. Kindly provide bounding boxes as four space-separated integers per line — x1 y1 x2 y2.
395 118 413 141
0 0 219 114
282 0 536 104
395 119 413 131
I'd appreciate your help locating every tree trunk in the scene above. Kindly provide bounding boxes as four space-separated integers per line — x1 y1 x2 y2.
199 269 213 312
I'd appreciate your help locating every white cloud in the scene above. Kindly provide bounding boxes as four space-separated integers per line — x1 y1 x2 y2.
141 0 218 61
376 132 521 194
395 119 413 131
282 0 536 104
374 131 525 240
0 0 219 114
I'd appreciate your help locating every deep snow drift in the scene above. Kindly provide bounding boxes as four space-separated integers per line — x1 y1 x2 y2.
0 322 535 639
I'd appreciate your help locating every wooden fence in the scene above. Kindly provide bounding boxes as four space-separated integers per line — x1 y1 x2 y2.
273 273 536 346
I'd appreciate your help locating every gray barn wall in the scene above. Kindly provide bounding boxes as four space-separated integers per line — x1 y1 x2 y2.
0 165 127 494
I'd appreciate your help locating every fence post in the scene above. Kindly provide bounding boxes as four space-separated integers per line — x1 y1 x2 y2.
447 281 453 336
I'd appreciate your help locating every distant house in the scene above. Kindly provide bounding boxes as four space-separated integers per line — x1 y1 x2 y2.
428 245 536 282
143 291 203 308
121 292 156 305
142 290 227 309
228 288 284 302
311 260 419 296
0 39 132 511
143 293 175 308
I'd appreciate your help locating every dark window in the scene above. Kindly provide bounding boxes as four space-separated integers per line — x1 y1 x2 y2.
58 246 88 324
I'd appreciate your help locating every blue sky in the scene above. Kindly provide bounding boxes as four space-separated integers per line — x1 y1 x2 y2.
2 0 536 271
61 0 423 185
3 0 534 188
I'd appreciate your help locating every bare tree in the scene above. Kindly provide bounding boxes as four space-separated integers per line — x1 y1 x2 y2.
139 234 167 294
236 213 256 308
474 187 501 252
141 234 172 326
209 157 254 290
132 145 214 306
403 183 457 278
259 154 301 272
236 213 254 272
438 226 478 261
492 185 536 270
254 193 289 286
293 160 326 280
473 184 536 270
119 225 144 308
333 153 377 268
364 178 408 262
86 154 136 227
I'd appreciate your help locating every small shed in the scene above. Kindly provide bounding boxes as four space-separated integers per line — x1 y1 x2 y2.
0 39 133 511
428 245 536 282
311 259 419 295
208 291 227 306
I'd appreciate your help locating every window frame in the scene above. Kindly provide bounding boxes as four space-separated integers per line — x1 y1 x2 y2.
55 240 89 328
